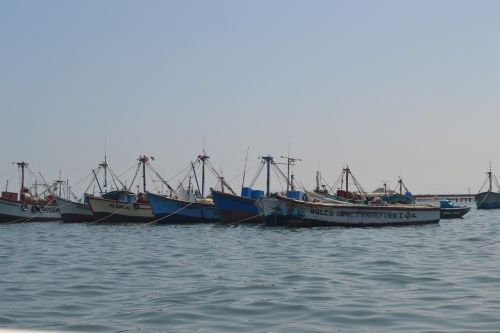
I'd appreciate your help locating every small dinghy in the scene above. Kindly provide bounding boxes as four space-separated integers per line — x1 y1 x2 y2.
440 199 471 219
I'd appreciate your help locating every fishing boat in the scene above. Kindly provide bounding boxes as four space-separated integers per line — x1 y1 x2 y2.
439 199 471 219
87 155 169 223
147 152 230 223
475 166 500 209
211 155 278 224
211 190 261 224
212 152 306 224
0 162 61 223
55 159 111 223
311 167 366 204
88 190 154 223
367 177 415 204
56 196 94 222
256 195 440 227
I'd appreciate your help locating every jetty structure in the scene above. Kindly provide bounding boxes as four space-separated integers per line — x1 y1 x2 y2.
0 162 60 223
475 165 500 209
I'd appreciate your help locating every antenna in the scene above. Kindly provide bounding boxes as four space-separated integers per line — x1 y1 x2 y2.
241 146 250 190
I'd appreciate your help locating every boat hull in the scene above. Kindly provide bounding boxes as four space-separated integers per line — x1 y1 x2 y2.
87 196 155 223
475 191 500 209
256 196 440 227
0 198 61 223
147 193 220 223
440 206 471 219
56 197 94 222
211 190 260 224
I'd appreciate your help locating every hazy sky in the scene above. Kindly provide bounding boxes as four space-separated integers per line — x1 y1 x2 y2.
1 0 500 195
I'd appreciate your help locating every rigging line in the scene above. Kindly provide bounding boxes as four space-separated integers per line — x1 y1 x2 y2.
146 166 161 193
249 161 265 188
8 168 18 183
117 162 139 178
271 165 286 193
179 161 201 187
127 163 141 192
320 174 335 194
206 160 236 195
350 174 367 198
478 177 488 193
296 179 308 192
147 163 174 193
85 167 101 194
241 146 250 189
0 168 16 180
165 164 192 184
228 160 261 183
109 166 126 190
271 162 290 186
191 161 201 196
476 190 491 209
329 172 343 192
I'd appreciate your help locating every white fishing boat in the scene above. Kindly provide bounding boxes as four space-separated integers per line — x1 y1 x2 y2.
87 155 171 223
256 195 440 227
55 156 113 223
0 162 61 223
87 191 154 223
56 196 94 223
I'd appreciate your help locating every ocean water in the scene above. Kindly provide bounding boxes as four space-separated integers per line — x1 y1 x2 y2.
1 204 500 332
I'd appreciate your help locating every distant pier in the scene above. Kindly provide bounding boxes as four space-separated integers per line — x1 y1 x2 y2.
414 194 474 202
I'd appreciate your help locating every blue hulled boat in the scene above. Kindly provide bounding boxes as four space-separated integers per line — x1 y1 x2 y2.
211 188 262 224
439 199 471 219
147 152 234 223
147 192 219 223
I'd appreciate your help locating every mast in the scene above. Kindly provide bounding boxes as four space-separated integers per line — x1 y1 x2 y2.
281 154 301 192
488 164 493 192
261 155 273 197
16 161 28 200
344 166 350 193
198 153 209 197
138 155 149 193
315 171 321 192
99 154 108 193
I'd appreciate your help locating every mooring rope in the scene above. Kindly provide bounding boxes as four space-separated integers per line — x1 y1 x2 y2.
141 200 197 226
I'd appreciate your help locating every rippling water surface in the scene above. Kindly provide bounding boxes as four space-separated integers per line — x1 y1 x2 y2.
1 205 500 332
